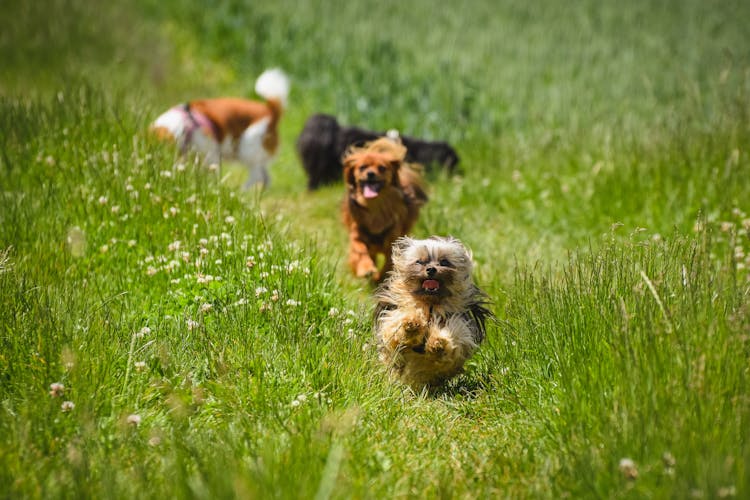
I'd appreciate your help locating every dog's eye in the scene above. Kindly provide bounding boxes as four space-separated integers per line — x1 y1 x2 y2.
416 259 428 265
358 165 367 173
377 165 386 173
439 259 452 267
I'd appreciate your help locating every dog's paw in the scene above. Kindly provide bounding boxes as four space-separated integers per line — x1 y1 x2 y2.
426 336 450 356
403 319 423 335
356 264 380 281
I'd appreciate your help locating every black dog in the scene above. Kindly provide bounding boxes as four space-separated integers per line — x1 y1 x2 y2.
296 114 460 190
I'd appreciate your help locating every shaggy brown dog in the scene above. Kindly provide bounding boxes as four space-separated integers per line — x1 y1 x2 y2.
341 138 428 282
297 113 460 190
374 236 493 388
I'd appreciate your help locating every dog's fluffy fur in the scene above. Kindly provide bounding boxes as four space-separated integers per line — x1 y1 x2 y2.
374 236 493 388
151 68 290 189
341 138 428 282
297 113 459 190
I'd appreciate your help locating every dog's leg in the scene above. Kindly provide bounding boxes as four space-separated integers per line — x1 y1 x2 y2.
243 164 269 190
399 308 429 351
426 317 476 364
348 234 380 280
378 308 427 352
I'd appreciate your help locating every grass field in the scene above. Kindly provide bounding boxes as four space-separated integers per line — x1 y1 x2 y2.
2 0 750 497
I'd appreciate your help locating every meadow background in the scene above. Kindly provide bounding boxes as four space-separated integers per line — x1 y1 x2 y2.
2 0 750 497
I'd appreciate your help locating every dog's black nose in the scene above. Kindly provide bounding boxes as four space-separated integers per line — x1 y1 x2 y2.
426 266 437 277
366 171 376 181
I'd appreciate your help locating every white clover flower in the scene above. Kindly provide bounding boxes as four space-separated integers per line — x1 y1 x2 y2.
255 287 268 297
618 458 638 480
111 205 120 214
199 238 209 246
169 206 179 217
128 240 137 248
98 196 108 205
200 303 213 313
168 241 181 252
49 382 65 397
285 299 300 307
146 266 157 276
160 170 173 178
126 414 141 426
208 163 219 172
271 290 280 302
61 401 75 413
176 163 186 172
225 215 236 225
186 319 199 331
136 326 151 338
181 251 190 262
286 261 299 272
200 247 209 256
134 361 147 371
328 307 339 317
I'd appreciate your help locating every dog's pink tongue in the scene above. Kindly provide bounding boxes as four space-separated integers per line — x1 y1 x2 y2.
422 280 440 290
363 185 379 199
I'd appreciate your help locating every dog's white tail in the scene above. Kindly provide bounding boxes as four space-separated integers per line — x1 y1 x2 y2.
255 68 290 109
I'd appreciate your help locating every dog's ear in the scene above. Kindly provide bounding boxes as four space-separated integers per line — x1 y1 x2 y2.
389 157 402 187
391 236 412 259
342 152 358 188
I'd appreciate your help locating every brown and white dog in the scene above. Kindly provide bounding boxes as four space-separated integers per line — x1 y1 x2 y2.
151 68 290 189
341 137 428 282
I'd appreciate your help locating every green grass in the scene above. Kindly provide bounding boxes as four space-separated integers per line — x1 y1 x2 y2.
2 0 750 497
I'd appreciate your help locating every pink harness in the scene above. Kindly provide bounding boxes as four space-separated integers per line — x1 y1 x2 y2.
175 104 218 152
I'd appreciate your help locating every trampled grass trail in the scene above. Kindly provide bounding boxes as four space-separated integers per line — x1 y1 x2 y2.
1 0 749 497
